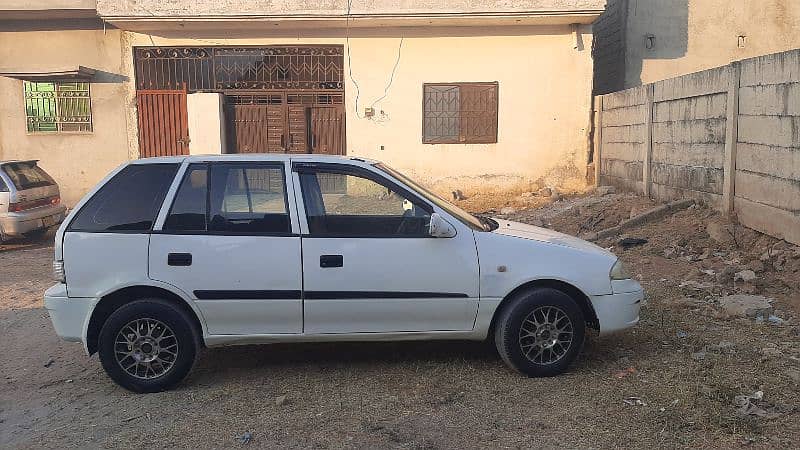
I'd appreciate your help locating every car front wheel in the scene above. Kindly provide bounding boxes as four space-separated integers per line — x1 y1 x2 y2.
494 287 585 377
98 298 199 393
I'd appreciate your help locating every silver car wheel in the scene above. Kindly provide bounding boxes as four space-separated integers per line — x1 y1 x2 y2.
114 318 179 380
518 306 574 365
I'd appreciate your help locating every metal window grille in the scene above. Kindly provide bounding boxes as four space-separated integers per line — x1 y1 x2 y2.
24 81 92 133
134 46 344 92
422 82 498 144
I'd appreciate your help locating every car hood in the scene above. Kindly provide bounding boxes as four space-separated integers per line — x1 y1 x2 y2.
490 218 615 258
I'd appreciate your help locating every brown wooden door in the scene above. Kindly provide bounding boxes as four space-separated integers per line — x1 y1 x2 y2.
136 90 190 157
228 104 286 153
310 105 345 155
287 105 309 153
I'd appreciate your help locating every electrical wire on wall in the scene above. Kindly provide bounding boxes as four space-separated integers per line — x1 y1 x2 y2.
345 0 404 120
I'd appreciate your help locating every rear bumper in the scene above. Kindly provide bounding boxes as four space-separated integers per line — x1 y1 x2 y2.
590 288 643 335
0 205 66 236
44 284 94 353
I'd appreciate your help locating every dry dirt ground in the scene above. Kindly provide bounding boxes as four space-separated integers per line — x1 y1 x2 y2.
1 192 799 449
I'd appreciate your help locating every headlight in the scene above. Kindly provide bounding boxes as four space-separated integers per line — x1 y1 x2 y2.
610 259 632 280
53 260 65 283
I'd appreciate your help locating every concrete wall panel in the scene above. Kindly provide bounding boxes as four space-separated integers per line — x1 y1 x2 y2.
602 86 646 110
738 115 800 148
651 143 725 168
652 118 727 144
735 171 800 212
739 83 800 116
740 49 800 87
601 142 642 162
650 163 723 194
736 143 800 181
735 197 800 245
653 93 727 122
602 124 646 144
602 104 647 127
653 67 729 102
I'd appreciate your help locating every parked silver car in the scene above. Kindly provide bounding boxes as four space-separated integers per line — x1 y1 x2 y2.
0 160 67 241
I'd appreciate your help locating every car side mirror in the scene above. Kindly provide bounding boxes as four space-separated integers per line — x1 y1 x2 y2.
429 213 456 238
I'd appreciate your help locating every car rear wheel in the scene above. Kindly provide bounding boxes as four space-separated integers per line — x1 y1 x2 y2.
494 287 585 377
98 298 199 393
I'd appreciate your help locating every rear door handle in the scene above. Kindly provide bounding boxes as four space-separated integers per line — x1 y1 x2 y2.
168 253 192 266
319 254 343 268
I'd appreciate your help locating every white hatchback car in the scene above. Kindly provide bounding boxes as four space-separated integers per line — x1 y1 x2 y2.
45 155 642 392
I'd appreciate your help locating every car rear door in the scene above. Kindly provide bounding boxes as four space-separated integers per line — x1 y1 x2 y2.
149 160 303 335
294 162 480 334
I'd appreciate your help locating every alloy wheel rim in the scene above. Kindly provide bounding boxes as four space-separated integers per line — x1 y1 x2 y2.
518 306 574 365
114 318 178 380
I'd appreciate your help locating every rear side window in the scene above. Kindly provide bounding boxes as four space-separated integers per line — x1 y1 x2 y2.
0 176 8 192
68 164 179 232
163 163 290 234
3 162 55 190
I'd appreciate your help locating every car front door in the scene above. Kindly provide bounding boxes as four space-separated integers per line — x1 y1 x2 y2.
294 162 480 334
149 161 303 335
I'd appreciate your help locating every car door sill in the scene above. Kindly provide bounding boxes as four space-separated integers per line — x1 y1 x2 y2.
204 330 483 347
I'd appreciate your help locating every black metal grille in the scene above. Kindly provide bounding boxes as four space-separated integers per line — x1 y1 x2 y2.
134 46 344 92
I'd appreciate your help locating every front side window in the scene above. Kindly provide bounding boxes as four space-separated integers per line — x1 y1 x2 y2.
69 164 179 232
422 82 498 144
24 81 92 133
164 163 290 234
299 167 431 237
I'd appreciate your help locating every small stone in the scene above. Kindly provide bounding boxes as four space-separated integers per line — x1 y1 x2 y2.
596 185 616 196
734 270 757 282
746 260 766 273
716 265 738 283
538 187 553 197
691 350 707 361
500 207 516 215
275 395 288 406
718 294 774 318
762 347 783 357
663 247 676 259
786 368 800 383
697 248 711 260
706 221 735 244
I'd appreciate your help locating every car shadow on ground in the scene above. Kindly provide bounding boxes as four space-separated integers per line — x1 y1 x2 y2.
186 330 652 386
0 229 56 253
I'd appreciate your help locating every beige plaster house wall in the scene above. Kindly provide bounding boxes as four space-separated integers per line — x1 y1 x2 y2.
0 26 130 206
120 25 595 194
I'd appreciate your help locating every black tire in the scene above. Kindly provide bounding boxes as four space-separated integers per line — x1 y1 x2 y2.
494 288 585 377
98 298 199 393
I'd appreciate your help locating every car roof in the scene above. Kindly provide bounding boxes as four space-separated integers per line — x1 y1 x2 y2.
129 154 378 165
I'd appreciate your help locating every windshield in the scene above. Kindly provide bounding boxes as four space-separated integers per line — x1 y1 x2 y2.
2 162 55 190
374 163 494 231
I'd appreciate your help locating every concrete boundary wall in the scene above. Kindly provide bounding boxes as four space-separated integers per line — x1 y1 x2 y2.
595 49 800 245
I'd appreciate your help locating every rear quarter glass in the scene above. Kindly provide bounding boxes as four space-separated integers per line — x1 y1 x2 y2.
67 164 179 232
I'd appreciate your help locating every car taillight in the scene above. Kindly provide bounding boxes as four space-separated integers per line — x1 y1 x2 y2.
53 260 66 283
8 196 59 212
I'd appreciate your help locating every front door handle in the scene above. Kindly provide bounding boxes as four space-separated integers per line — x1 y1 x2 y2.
168 253 192 266
319 254 343 268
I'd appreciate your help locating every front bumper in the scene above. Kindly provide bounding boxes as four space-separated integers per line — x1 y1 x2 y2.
44 284 94 351
590 288 643 335
0 205 66 236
